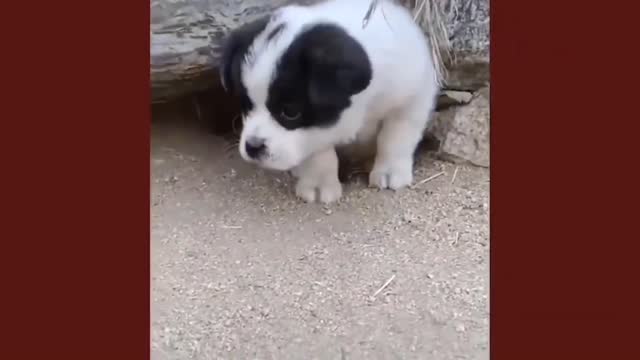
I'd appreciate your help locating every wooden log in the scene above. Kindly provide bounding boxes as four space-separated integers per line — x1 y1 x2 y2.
150 0 304 103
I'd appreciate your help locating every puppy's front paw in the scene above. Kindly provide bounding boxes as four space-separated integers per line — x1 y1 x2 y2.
369 161 413 190
295 178 343 204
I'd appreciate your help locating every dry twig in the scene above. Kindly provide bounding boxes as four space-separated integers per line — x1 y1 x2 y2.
451 166 459 184
372 274 396 297
415 171 445 186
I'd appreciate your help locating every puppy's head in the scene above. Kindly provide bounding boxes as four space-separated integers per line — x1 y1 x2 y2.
220 16 372 171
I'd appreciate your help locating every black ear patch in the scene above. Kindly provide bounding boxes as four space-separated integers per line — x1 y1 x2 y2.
218 17 270 96
303 25 372 107
266 23 373 130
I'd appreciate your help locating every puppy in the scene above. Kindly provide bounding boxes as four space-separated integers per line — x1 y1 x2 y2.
220 0 439 203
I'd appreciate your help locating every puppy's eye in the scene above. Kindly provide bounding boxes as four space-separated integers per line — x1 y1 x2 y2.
280 105 301 121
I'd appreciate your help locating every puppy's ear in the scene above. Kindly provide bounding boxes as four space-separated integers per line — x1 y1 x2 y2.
302 25 372 107
219 17 270 95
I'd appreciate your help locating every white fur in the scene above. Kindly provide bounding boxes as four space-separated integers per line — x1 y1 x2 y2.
238 0 439 203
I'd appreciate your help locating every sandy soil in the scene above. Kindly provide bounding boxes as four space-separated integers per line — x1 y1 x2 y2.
151 103 489 359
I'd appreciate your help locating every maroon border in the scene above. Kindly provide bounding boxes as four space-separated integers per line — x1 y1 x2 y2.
492 0 640 358
1 2 149 358
4 0 640 358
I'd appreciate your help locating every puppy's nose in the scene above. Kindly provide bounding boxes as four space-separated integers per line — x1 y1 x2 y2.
244 136 267 159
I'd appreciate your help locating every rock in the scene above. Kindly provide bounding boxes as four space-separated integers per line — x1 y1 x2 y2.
427 87 489 167
436 90 474 110
443 0 489 90
150 0 489 102
444 56 490 91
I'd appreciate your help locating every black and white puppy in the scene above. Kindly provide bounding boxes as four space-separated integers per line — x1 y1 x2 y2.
220 0 439 203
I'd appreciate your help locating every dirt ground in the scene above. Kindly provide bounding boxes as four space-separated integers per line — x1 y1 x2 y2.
151 102 490 359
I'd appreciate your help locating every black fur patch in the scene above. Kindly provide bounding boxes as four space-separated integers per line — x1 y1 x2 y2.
219 16 270 115
266 24 372 131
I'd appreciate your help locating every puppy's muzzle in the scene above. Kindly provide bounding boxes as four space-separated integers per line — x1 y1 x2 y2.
244 136 267 159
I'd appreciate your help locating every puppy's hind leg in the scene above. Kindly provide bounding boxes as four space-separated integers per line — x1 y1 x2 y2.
293 147 342 204
369 95 436 190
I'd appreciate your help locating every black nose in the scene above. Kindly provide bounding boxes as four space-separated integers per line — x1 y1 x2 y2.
245 137 266 159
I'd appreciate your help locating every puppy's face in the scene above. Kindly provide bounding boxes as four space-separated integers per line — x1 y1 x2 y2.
220 17 372 171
